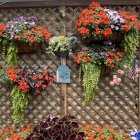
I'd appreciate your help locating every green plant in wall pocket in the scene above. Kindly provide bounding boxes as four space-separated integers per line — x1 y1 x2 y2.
1 16 50 66
73 1 140 103
6 65 56 125
46 36 77 58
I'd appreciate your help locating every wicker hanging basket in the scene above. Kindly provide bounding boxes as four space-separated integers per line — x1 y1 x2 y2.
0 41 42 54
89 32 124 43
17 42 42 54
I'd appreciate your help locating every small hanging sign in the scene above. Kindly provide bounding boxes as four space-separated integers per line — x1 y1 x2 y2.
56 65 71 83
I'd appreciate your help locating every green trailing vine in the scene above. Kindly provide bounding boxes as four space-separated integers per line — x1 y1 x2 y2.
82 62 101 104
122 30 139 68
6 42 18 66
10 86 30 125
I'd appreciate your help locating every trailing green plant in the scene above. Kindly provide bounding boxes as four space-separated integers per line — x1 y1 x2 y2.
6 42 18 66
7 66 56 124
123 30 139 68
10 86 30 125
82 62 101 103
1 16 50 66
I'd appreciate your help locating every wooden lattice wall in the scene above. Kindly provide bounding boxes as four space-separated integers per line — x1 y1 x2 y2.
0 1 139 132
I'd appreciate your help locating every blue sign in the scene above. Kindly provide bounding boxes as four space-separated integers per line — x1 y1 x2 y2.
56 65 71 83
135 131 140 140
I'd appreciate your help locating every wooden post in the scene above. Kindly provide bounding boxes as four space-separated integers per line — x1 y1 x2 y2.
59 6 67 116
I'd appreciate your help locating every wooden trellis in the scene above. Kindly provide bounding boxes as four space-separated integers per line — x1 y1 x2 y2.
0 0 139 132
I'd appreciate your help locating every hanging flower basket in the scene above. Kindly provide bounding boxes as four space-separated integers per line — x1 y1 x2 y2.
1 16 50 65
73 1 140 103
6 66 56 124
75 2 140 43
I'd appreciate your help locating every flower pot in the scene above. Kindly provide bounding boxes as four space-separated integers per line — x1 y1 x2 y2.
55 51 69 58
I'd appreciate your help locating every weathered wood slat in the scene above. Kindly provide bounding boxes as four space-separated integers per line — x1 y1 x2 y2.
0 0 140 8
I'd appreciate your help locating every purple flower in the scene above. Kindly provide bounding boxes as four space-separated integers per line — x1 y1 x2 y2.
18 16 24 21
111 25 115 29
30 22 35 27
82 47 88 51
103 40 112 46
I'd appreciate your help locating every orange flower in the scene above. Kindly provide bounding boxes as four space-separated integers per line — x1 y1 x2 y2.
78 27 89 35
15 35 21 39
95 27 100 35
100 134 106 139
107 58 113 64
103 28 112 36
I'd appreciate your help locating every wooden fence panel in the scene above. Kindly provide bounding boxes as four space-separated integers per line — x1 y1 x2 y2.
0 4 139 131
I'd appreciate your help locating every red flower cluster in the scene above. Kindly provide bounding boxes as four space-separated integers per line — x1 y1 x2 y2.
7 66 56 94
73 50 91 64
22 26 50 43
82 125 130 140
76 2 111 40
0 124 30 140
119 10 140 31
107 51 123 68
0 23 5 36
76 1 140 41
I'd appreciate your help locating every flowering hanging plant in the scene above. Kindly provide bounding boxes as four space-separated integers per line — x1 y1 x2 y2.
6 66 55 124
82 125 130 140
73 41 123 68
76 2 140 42
2 16 50 66
73 41 123 103
73 1 140 103
3 16 50 44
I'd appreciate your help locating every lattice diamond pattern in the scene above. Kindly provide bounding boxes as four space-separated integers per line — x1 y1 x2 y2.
0 6 139 131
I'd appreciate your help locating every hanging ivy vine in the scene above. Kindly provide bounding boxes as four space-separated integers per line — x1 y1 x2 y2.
10 86 30 125
81 62 101 104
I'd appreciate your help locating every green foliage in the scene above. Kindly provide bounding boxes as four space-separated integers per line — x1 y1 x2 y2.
82 62 101 103
46 36 73 56
3 41 18 66
122 29 139 68
7 42 18 66
10 86 30 125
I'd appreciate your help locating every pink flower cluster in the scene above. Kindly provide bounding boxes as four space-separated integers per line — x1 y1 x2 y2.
110 69 124 85
110 75 121 85
110 64 140 86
